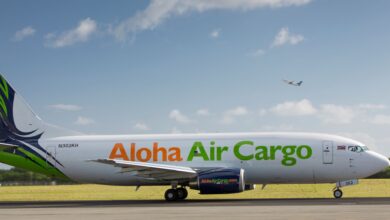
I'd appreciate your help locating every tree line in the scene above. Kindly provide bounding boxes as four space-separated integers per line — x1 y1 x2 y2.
0 168 75 185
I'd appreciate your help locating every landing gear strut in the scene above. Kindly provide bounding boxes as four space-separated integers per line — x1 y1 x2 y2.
333 188 343 199
164 187 188 201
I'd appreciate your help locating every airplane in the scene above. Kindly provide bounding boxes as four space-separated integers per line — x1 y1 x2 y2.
0 74 388 201
283 79 303 86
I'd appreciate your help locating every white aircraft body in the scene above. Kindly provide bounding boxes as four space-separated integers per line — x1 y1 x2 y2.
0 74 388 201
283 79 303 86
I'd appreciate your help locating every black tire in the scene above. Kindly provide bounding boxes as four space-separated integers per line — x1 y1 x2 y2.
165 189 178 201
333 189 343 199
176 188 188 200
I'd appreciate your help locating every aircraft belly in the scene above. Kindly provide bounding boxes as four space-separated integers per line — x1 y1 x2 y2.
244 162 315 184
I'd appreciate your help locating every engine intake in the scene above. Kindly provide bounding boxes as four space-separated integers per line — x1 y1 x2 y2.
190 168 245 194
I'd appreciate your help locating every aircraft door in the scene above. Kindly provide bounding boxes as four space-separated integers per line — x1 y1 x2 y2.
322 141 333 164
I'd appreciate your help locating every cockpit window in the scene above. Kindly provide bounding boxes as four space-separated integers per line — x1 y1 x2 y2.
348 146 366 153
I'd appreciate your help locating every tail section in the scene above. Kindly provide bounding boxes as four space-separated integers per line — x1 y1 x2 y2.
0 74 70 178
0 75 45 143
297 81 303 86
0 74 78 140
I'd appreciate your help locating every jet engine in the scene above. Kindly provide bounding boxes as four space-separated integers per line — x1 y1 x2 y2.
189 168 246 194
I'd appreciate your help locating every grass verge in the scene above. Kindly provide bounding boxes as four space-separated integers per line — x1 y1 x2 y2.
1 179 389 201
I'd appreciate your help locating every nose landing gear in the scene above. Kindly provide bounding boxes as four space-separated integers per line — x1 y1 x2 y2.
332 179 358 199
333 188 343 199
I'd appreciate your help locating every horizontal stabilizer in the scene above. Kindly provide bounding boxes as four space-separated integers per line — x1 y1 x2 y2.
0 143 19 151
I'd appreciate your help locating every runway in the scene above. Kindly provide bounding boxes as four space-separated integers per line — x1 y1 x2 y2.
1 198 390 220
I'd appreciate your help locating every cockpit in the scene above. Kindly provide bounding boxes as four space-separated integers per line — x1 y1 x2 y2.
348 145 369 153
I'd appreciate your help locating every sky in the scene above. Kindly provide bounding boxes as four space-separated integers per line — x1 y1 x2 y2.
1 0 390 169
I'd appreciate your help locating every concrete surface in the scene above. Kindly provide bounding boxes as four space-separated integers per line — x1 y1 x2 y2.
1 198 389 220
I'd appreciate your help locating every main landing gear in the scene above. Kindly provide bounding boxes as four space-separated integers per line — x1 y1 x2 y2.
164 187 188 201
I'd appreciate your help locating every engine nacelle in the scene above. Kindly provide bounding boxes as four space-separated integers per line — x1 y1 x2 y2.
190 168 245 194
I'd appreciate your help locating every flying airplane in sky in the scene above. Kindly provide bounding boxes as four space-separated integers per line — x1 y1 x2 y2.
0 74 388 201
283 79 303 86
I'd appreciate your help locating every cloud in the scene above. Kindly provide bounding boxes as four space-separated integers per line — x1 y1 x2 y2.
222 106 248 124
250 49 266 57
48 104 82 111
339 132 379 152
134 122 150 131
319 104 357 124
74 116 95 125
261 124 295 131
270 99 317 116
357 104 386 110
45 18 97 48
271 27 304 47
197 109 210 116
13 26 36 41
266 99 388 125
210 29 221 38
111 0 312 41
319 103 388 124
259 109 267 116
169 109 193 123
171 126 182 134
369 115 390 125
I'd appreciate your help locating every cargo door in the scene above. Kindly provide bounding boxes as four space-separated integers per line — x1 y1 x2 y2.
322 141 333 164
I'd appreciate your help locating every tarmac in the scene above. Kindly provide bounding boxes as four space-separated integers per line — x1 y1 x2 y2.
1 198 390 220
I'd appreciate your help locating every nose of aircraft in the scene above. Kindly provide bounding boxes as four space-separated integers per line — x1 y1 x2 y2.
379 154 390 168
368 151 390 173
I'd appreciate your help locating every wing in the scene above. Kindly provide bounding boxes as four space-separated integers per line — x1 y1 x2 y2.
92 159 198 181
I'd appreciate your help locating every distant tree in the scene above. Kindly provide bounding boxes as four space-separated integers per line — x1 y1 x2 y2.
368 166 390 179
0 168 75 185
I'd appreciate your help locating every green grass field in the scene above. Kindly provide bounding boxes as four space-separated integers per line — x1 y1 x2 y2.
1 179 390 201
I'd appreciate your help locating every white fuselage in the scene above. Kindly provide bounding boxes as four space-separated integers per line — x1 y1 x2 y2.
41 132 389 185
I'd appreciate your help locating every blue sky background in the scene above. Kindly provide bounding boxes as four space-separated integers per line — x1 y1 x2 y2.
1 0 390 168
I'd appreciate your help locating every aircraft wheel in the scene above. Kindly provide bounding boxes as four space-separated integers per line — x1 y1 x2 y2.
176 187 188 200
333 189 343 199
165 189 178 201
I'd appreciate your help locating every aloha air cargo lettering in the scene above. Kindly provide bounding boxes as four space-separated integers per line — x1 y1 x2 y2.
187 141 229 161
109 143 182 162
232 141 312 166
109 140 313 166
